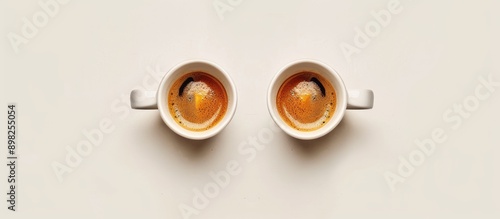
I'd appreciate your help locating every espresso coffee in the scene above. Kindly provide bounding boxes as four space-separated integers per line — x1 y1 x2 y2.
168 72 228 131
276 72 336 131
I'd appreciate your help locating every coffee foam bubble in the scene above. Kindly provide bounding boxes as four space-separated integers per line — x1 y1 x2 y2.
185 81 214 98
292 81 320 100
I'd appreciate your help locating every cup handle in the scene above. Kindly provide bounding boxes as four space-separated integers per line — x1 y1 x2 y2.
130 90 158 109
347 89 374 109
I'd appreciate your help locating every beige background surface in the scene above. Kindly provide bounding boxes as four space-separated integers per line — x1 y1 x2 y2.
1 0 500 218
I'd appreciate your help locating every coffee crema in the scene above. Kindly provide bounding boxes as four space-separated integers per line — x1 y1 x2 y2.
276 72 336 131
168 72 228 131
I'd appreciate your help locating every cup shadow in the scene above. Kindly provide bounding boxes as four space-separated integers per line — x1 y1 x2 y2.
142 112 359 163
145 112 222 160
285 114 356 159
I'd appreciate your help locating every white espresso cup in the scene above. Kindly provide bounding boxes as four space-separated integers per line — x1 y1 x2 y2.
267 60 374 140
130 60 237 140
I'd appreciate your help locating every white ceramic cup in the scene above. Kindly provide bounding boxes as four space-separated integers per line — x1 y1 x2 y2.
130 60 237 140
267 60 374 140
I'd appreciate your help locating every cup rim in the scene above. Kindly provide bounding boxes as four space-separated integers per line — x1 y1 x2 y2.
267 59 347 140
157 60 237 140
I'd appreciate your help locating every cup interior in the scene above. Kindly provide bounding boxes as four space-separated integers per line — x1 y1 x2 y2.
267 60 347 140
158 60 237 140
